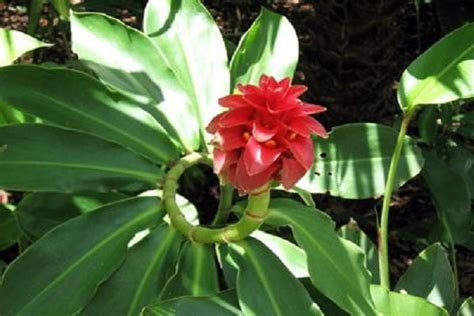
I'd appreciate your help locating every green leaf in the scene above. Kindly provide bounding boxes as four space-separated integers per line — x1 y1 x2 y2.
143 290 242 316
457 298 474 316
0 65 179 164
0 124 162 192
297 123 424 199
144 0 229 141
0 197 163 316
15 192 126 240
251 230 309 278
422 151 471 243
161 242 219 300
398 23 474 110
229 237 322 316
266 199 378 316
394 244 455 311
338 220 380 284
83 224 182 316
0 28 51 66
70 11 200 152
418 106 438 144
230 7 298 88
0 204 22 251
370 285 448 316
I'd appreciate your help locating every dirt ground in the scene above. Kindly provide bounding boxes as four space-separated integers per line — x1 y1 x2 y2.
0 0 473 296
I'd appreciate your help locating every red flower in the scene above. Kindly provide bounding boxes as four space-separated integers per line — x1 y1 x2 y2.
207 75 328 194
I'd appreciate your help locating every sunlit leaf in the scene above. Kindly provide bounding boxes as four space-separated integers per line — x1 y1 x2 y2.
266 199 377 315
297 123 424 199
144 0 229 142
398 23 474 110
0 197 163 315
0 28 51 66
371 285 448 315
395 244 455 311
71 12 200 152
0 65 179 164
230 7 298 88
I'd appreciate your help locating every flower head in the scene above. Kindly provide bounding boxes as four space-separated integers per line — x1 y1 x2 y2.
207 75 328 194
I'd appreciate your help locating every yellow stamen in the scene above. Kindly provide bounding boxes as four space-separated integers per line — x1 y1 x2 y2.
264 140 277 148
242 132 251 141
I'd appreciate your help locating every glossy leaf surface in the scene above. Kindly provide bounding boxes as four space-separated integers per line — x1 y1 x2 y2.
229 238 322 316
0 124 162 192
144 0 229 139
297 123 424 199
370 285 448 316
15 192 126 240
71 12 199 152
251 230 309 278
457 298 474 316
161 242 219 299
83 224 182 316
395 244 455 310
143 290 241 316
422 151 471 243
338 221 380 284
0 65 179 164
0 28 51 66
398 23 474 110
230 7 298 88
0 197 162 315
0 205 22 251
266 199 377 315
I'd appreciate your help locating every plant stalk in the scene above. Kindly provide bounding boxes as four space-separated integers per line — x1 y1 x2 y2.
212 184 234 225
378 107 417 289
163 152 270 243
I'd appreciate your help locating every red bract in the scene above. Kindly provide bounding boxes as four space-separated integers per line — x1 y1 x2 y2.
207 75 328 194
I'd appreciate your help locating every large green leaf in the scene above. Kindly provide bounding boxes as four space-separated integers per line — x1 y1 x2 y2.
15 192 126 240
266 199 378 316
0 205 22 251
143 290 241 316
0 124 162 192
447 145 474 198
144 0 229 140
0 28 51 66
161 242 219 299
229 7 298 88
229 238 322 316
251 230 309 278
0 65 179 164
398 23 474 110
395 244 455 311
70 12 200 152
422 151 471 243
338 221 380 284
0 197 162 316
83 224 182 315
370 285 448 316
297 123 424 199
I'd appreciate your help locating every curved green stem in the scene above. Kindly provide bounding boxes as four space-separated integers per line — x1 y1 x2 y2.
379 107 417 289
163 152 270 243
212 184 234 225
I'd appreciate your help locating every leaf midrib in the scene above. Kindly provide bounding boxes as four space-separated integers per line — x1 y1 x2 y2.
15 203 158 315
126 228 177 316
240 243 285 316
23 88 166 162
0 161 156 182
408 44 474 107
